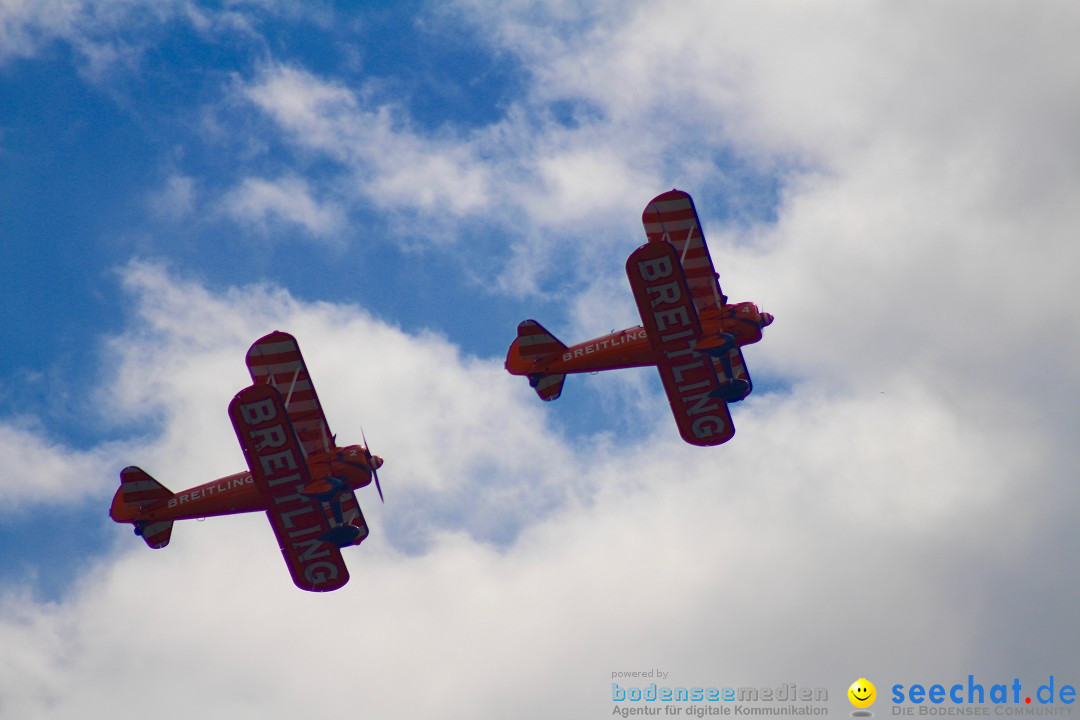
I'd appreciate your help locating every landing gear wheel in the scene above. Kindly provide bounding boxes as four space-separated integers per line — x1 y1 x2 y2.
319 524 363 548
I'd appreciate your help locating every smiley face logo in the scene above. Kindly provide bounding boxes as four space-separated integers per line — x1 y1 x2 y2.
848 678 876 709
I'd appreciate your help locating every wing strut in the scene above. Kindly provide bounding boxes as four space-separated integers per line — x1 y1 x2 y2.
319 421 330 455
679 223 693 263
283 365 302 409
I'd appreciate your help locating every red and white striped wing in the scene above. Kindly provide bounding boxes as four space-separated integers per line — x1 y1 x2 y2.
245 331 332 458
228 383 349 592
642 190 725 316
626 240 734 447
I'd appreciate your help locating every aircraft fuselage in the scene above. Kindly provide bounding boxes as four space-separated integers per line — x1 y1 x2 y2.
507 301 771 377
109 444 376 524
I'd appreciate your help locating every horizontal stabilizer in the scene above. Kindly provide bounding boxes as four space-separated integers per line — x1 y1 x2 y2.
113 467 176 548
506 320 569 400
119 466 174 505
509 320 568 400
530 373 566 402
515 320 567 360
135 519 174 549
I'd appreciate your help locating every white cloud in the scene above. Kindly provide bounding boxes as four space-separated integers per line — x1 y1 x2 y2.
148 173 197 219
2 239 1078 716
223 0 1080 327
0 0 198 78
0 0 80 64
233 62 682 301
241 64 496 217
0 421 114 505
221 175 347 239
0 0 325 79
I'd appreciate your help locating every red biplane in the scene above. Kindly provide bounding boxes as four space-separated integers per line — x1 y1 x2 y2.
506 190 773 447
109 331 383 592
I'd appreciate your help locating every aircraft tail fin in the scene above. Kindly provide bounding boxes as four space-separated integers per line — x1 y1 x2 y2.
111 466 175 549
508 320 567 401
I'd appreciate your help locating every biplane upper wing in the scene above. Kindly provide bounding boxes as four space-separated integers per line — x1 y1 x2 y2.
246 331 333 458
642 189 726 317
228 383 349 592
626 240 735 447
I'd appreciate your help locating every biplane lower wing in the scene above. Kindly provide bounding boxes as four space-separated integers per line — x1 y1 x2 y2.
626 241 735 447
228 383 350 592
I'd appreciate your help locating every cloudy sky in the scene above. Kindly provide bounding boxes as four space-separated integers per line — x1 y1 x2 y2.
2 0 1079 717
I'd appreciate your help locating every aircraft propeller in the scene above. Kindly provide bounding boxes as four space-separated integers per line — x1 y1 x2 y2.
361 427 384 503
303 428 382 548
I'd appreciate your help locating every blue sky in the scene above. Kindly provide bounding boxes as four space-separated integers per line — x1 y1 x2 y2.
2 1 1080 717
2 2 521 383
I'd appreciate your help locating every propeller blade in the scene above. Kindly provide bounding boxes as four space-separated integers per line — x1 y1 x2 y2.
361 427 385 503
